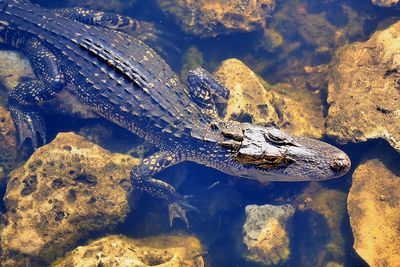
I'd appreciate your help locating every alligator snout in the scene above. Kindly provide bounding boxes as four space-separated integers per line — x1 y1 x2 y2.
221 123 352 181
330 152 351 177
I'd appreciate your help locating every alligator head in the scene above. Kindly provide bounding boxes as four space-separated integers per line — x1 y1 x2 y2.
218 122 351 181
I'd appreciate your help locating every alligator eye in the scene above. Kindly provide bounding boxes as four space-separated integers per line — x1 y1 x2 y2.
266 129 287 143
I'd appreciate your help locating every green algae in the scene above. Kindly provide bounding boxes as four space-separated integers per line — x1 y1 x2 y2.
181 46 204 80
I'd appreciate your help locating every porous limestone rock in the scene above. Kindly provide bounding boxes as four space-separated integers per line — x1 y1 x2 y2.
242 204 295 266
0 105 17 179
0 132 138 266
214 58 324 139
327 21 400 153
372 0 400 7
158 0 276 38
54 234 204 267
348 149 400 267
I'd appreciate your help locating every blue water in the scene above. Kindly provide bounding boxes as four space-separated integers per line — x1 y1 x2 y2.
3 0 400 266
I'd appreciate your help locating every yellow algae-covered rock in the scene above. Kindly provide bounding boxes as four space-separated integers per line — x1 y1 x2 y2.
327 21 400 153
54 234 204 267
242 204 294 266
158 0 275 38
214 58 324 139
0 132 138 266
348 149 400 267
0 105 17 179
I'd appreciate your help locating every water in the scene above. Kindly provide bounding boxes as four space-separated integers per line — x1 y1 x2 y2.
1 0 399 266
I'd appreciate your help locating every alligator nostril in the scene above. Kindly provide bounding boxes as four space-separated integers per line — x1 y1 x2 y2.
330 153 351 174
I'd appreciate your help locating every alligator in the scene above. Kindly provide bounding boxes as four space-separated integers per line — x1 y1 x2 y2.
0 0 351 226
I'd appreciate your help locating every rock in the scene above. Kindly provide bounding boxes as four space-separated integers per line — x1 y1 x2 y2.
0 132 138 266
0 105 17 180
0 50 35 90
214 58 324 139
348 149 400 266
0 50 97 119
158 0 276 38
295 183 347 265
257 28 284 53
54 234 204 267
372 0 400 7
326 21 400 153
242 204 295 266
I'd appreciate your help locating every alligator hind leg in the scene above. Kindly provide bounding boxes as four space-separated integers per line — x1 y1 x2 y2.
131 151 197 228
8 38 64 149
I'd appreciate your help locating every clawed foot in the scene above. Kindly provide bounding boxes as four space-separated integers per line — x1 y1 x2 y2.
168 200 199 228
8 105 46 150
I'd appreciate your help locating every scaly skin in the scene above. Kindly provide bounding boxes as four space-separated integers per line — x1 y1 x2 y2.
0 0 351 226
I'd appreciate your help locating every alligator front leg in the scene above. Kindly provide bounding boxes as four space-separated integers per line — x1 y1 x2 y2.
186 67 230 119
8 38 65 149
130 151 197 227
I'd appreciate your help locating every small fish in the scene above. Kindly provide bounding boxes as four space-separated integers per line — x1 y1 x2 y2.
206 181 220 190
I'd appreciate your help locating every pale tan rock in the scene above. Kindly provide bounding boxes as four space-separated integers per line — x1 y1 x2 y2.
54 234 204 267
327 21 400 153
243 204 294 266
0 133 138 266
348 150 400 267
372 0 400 7
0 50 97 119
0 50 34 90
158 0 275 38
214 58 324 139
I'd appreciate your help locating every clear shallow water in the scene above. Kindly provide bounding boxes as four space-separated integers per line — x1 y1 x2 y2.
2 0 399 266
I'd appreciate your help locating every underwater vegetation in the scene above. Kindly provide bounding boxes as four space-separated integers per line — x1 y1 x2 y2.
0 0 399 266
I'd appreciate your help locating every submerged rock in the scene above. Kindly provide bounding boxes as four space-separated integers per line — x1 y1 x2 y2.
251 0 373 91
372 0 400 7
214 58 324 138
295 183 347 266
348 149 400 266
158 0 276 38
0 132 138 265
0 105 17 181
54 234 204 267
326 21 400 153
242 204 295 266
65 0 137 13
